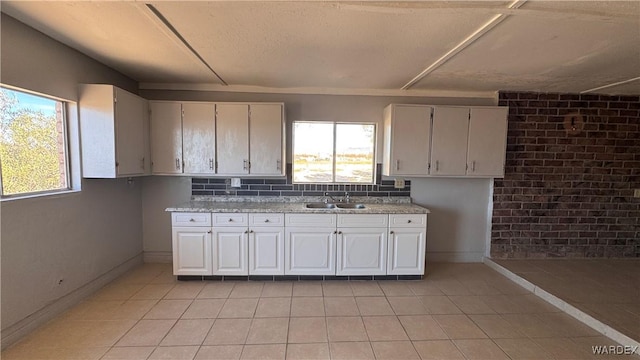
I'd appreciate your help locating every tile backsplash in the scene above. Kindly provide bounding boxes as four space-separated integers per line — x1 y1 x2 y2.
192 163 411 197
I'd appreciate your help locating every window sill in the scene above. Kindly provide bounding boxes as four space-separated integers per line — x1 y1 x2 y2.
1 188 81 202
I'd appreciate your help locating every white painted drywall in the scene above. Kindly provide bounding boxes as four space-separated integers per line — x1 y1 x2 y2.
139 89 496 262
410 177 493 262
1 14 143 337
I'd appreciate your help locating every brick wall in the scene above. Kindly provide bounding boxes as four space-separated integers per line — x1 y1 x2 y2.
491 91 639 258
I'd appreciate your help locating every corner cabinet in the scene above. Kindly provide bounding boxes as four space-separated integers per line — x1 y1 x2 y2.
382 104 508 178
79 84 150 178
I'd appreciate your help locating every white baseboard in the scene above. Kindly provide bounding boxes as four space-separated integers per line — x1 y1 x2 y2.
0 253 143 350
427 252 484 263
483 257 640 353
143 251 172 263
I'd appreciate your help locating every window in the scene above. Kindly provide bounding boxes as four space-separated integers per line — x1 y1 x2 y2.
0 86 69 197
293 121 376 183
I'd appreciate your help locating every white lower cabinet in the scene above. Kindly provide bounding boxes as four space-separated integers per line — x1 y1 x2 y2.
248 214 285 275
387 214 427 275
171 213 212 276
336 214 388 276
171 211 427 277
285 227 337 275
212 213 249 275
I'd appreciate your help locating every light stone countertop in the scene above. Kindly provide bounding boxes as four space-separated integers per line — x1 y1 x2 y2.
166 196 430 214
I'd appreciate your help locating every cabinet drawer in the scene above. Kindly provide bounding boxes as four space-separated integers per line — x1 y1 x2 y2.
286 214 336 227
213 213 249 227
389 214 427 227
172 212 212 227
337 214 388 227
249 213 285 227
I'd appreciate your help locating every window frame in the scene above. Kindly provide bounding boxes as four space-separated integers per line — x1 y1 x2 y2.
0 85 74 200
292 120 377 184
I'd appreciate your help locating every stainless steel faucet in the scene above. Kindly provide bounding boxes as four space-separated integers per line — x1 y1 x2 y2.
324 192 350 203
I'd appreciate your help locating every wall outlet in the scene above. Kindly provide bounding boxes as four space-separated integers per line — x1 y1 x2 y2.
231 178 241 188
394 178 405 189
634 189 640 198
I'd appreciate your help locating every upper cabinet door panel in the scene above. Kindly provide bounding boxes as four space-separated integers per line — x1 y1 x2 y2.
384 105 431 176
467 107 508 177
430 106 469 176
114 88 146 176
249 104 284 175
183 103 216 174
216 104 249 175
150 102 183 174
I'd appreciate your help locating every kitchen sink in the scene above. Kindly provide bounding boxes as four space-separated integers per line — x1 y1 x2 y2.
305 203 337 209
336 203 366 209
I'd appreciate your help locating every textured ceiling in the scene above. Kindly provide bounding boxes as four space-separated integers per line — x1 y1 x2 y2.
2 1 639 95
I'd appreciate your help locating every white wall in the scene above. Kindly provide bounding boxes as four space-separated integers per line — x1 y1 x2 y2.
139 89 496 262
1 14 143 344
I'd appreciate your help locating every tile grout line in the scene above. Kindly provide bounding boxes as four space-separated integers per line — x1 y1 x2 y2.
483 257 640 353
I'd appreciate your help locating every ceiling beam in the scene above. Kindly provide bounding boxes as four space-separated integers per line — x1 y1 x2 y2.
140 4 227 85
581 77 640 94
401 0 527 90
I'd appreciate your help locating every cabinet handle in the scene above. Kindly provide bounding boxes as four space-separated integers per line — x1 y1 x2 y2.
338 231 343 234
189 218 195 222
395 160 400 170
333 230 337 234
435 160 439 171
390 231 395 234
228 218 234 222
264 219 270 223
209 159 214 170
243 159 248 171
407 220 412 223
244 230 249 234
276 160 281 171
141 157 145 170
207 230 212 234
471 160 476 172
175 158 180 170
249 230 254 233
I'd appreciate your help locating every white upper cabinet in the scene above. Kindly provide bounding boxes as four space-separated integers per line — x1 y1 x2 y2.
216 104 250 175
249 104 285 175
216 103 285 176
183 103 216 174
150 101 183 174
79 84 149 178
467 107 509 177
382 104 432 176
430 106 470 176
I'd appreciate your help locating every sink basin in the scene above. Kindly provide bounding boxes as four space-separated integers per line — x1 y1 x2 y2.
305 203 336 209
336 203 366 209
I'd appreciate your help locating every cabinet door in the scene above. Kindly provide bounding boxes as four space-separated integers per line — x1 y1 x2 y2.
285 227 336 275
430 107 469 176
249 104 284 175
150 102 183 174
336 228 387 276
114 88 146 176
172 227 212 276
249 226 285 275
212 228 248 275
383 105 431 176
387 228 426 275
467 107 508 177
216 104 249 175
183 103 216 174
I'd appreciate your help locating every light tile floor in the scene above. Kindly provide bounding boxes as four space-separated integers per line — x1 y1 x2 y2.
2 262 634 359
495 259 640 342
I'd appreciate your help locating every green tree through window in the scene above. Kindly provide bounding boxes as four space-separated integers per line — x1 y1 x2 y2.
0 87 68 196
